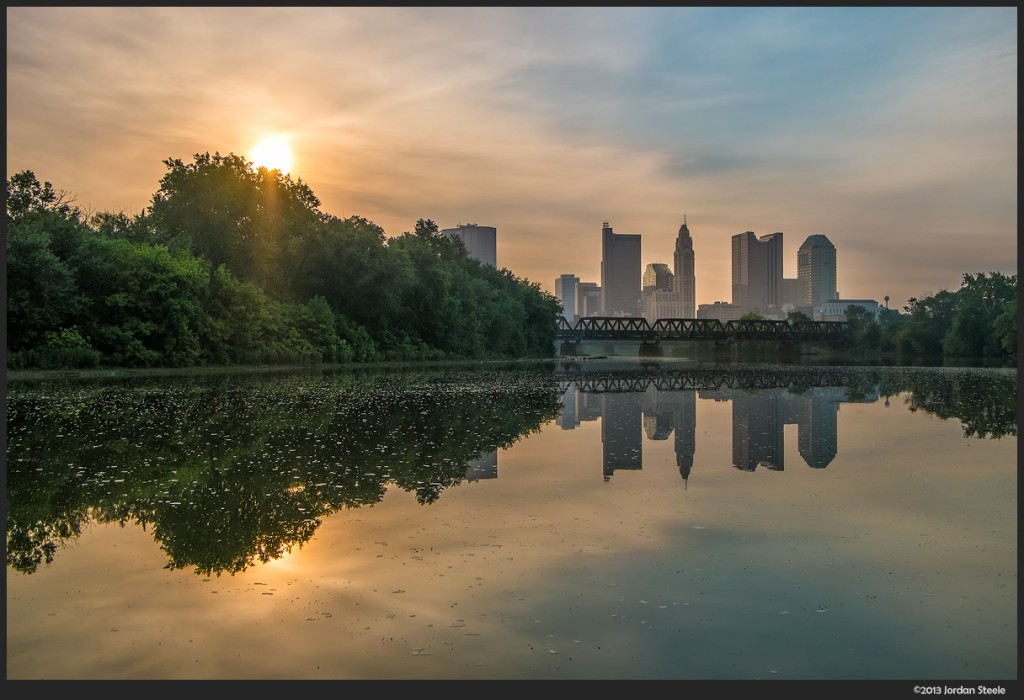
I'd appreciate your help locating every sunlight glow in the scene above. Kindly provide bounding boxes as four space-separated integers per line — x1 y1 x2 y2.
249 135 294 174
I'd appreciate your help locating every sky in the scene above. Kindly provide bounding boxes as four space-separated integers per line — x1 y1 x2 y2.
6 6 1018 309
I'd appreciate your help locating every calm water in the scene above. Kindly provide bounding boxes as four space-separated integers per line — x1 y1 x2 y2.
5 360 1018 680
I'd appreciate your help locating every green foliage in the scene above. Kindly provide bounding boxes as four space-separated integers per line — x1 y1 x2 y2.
941 272 1017 357
992 301 1017 355
71 237 209 367
5 216 86 352
843 305 881 349
6 170 80 223
7 161 565 369
147 152 323 296
893 273 1016 359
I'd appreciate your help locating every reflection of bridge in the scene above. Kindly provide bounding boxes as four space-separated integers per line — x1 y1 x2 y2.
555 316 852 356
557 370 854 394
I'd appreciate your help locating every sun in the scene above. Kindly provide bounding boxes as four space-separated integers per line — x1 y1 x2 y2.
248 135 294 174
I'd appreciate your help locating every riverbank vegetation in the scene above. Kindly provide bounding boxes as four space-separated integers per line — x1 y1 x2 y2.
826 272 1016 365
6 157 561 370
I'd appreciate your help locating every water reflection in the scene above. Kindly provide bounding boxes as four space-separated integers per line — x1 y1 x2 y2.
6 364 1016 578
554 365 1015 483
560 384 863 478
6 369 563 576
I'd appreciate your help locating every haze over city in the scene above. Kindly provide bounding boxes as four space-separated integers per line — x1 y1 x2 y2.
6 6 1017 310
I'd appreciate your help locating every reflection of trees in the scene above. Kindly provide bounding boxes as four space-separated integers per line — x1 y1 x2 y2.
898 368 1017 439
6 368 562 575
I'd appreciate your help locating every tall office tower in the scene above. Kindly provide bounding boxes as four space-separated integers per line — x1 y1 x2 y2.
673 216 696 318
600 221 642 316
731 231 783 314
797 234 838 305
555 274 580 321
576 282 602 318
442 223 497 267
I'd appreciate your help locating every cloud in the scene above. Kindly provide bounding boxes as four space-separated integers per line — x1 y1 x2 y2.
6 6 1016 308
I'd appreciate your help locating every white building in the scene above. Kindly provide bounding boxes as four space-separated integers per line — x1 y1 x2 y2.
814 299 880 321
442 223 497 267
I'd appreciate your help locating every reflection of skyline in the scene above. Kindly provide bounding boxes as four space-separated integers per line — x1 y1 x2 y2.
643 384 696 483
558 382 880 480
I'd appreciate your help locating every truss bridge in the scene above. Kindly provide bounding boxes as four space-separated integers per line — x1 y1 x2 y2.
555 316 851 356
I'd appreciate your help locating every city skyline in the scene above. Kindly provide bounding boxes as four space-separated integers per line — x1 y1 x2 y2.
6 7 1016 310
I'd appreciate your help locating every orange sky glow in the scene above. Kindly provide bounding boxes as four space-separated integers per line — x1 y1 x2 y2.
6 7 1017 309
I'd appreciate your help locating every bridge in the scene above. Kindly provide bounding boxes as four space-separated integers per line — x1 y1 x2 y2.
554 316 852 356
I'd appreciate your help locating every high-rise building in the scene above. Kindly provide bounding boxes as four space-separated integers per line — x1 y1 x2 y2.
442 223 497 267
731 231 783 314
641 263 683 323
673 217 696 318
600 221 642 316
797 234 837 305
554 274 580 321
576 282 601 318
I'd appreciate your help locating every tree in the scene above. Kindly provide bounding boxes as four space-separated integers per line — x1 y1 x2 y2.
844 304 880 349
147 152 324 296
898 290 958 356
943 272 1017 357
6 170 80 223
71 237 209 367
5 217 86 353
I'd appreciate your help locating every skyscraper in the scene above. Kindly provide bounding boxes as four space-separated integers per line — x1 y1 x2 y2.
600 221 642 316
673 216 696 318
442 223 497 267
555 274 580 321
797 234 837 305
731 231 783 314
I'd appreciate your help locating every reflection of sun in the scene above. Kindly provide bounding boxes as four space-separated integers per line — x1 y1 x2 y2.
249 135 293 174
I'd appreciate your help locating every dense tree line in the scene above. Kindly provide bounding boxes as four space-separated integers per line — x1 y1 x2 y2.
838 272 1017 362
6 155 561 369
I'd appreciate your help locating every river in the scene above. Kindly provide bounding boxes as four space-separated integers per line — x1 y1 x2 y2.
5 359 1017 681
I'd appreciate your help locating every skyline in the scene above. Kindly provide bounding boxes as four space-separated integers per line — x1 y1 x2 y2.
6 6 1017 310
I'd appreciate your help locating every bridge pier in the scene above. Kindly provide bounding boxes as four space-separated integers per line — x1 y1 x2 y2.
638 340 663 357
559 340 584 357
